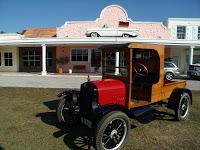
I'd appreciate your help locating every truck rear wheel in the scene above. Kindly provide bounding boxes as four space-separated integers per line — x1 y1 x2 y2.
95 111 130 150
175 92 191 121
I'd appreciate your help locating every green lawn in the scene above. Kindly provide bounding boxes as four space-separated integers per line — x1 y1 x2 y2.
0 87 199 150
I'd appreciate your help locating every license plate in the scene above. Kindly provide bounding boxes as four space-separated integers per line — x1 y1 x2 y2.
81 117 92 128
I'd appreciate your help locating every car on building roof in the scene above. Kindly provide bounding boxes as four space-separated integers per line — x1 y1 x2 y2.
86 28 139 37
187 64 200 79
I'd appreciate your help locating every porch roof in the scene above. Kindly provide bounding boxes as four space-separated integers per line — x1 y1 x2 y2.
0 37 199 47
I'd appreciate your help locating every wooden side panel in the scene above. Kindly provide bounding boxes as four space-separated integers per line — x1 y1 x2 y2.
128 43 165 107
161 81 186 100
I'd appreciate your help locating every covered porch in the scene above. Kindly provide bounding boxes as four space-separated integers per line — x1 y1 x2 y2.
0 37 199 75
165 45 200 73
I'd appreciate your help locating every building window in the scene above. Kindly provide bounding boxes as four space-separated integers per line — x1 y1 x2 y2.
47 51 53 66
23 50 40 67
71 49 88 62
91 49 101 67
198 26 200 40
4 52 13 66
177 26 186 39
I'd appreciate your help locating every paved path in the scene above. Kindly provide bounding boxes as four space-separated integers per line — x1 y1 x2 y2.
0 73 101 89
0 73 199 91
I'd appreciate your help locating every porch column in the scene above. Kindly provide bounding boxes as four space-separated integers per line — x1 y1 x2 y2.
189 46 194 65
115 52 120 75
41 44 47 75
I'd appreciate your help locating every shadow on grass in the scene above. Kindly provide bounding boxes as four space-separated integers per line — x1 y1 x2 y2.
134 109 176 124
36 99 177 149
36 99 95 150
0 145 4 150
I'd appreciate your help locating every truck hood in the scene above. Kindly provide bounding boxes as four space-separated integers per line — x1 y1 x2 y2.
92 79 126 106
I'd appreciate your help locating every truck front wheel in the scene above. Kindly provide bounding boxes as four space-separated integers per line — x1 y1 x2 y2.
95 111 130 150
56 98 80 125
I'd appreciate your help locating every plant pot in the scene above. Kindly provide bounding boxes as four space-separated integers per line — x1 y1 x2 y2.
58 68 63 74
69 69 72 74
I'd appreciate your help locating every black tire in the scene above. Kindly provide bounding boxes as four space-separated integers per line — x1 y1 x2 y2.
95 111 130 150
175 92 191 121
90 32 99 37
122 34 130 38
56 98 80 125
165 72 174 81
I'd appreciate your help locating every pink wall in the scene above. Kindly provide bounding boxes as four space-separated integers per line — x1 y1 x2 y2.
56 45 99 73
55 5 171 73
57 5 171 39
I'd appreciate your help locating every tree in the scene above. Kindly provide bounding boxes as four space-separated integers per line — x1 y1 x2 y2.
0 31 6 34
16 29 26 35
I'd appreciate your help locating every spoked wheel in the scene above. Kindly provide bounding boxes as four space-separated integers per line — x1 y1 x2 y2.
95 111 130 150
56 98 80 125
175 92 191 121
165 72 174 81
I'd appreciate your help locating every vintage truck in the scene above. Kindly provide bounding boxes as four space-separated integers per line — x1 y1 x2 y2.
56 43 192 150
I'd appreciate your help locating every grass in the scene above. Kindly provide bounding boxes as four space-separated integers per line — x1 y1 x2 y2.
0 87 199 150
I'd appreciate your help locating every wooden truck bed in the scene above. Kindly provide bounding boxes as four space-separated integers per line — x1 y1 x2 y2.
162 80 187 99
128 80 187 109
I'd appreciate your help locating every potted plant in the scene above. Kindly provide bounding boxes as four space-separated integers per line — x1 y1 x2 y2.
56 56 69 74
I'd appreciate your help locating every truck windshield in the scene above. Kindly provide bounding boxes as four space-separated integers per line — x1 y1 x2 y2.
103 51 129 77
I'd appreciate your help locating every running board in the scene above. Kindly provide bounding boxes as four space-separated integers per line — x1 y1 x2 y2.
130 106 152 117
130 102 165 117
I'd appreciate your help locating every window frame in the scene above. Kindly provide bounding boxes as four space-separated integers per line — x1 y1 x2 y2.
46 51 53 67
23 49 41 67
177 26 186 39
4 52 13 66
71 48 89 62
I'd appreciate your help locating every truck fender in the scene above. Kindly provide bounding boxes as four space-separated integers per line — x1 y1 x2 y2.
168 88 192 109
96 104 129 119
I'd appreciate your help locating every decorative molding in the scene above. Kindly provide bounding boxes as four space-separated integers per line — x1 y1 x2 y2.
0 37 200 47
168 18 200 21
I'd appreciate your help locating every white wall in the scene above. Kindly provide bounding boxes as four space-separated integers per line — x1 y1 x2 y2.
0 33 23 40
0 46 19 72
170 47 188 73
166 18 200 40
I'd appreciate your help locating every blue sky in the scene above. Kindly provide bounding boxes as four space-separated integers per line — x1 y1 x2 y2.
0 0 200 33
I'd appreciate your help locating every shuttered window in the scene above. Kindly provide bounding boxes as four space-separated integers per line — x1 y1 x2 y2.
177 26 186 39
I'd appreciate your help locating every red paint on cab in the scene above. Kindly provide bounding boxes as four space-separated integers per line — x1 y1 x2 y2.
92 79 126 106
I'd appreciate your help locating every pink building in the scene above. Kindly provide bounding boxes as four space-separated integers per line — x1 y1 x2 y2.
4 5 171 74
54 5 170 73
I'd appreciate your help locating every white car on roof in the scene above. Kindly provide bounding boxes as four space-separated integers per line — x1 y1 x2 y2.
86 28 139 37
